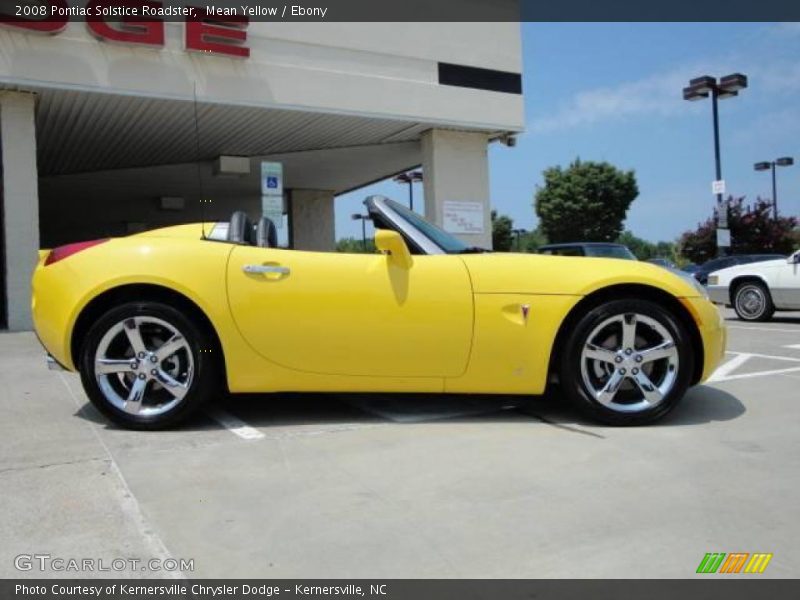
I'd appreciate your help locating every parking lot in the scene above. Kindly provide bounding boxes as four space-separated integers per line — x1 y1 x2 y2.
1 307 799 579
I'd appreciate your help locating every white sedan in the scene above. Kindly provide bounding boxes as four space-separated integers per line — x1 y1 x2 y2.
707 250 800 321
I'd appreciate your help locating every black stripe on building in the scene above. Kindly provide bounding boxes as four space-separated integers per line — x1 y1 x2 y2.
438 63 522 94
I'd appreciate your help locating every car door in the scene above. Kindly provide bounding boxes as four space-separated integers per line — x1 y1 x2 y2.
776 253 800 309
225 246 474 377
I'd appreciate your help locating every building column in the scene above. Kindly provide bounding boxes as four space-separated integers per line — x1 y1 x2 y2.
421 129 492 249
288 189 335 251
1 92 39 331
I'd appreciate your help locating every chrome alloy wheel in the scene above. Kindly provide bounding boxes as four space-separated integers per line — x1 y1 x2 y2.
735 284 766 319
579 313 679 414
93 316 194 416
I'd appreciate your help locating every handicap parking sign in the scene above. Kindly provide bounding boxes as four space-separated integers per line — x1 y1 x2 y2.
260 162 283 196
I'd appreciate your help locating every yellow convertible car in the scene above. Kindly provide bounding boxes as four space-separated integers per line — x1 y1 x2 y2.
33 196 726 429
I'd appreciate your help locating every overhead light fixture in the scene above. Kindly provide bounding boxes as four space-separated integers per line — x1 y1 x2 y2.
719 73 748 92
689 75 716 94
717 89 738 100
753 156 794 220
682 86 708 101
393 171 423 184
682 71 748 255
393 170 423 210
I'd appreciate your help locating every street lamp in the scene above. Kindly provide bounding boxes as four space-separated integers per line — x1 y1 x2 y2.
393 170 423 210
754 157 794 219
511 228 527 251
351 213 370 250
683 73 748 255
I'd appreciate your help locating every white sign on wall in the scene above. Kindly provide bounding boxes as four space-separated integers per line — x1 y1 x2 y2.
261 161 284 228
442 201 484 234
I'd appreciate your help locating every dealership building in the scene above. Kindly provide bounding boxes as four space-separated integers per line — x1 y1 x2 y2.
0 15 524 330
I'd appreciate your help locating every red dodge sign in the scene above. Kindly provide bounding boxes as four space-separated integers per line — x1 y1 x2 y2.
1 1 250 58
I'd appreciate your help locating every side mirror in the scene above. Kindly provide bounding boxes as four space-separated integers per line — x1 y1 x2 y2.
790 251 800 264
375 230 413 269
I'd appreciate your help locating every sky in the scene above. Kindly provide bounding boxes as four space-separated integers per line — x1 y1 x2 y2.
333 22 800 243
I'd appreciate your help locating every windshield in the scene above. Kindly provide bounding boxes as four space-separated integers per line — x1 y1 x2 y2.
585 245 637 260
372 197 476 254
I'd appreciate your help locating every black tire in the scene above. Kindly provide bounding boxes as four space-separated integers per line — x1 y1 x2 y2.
732 281 775 322
559 299 694 426
79 301 220 430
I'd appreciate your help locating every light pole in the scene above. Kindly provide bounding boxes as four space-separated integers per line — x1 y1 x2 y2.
351 213 370 251
683 73 748 255
511 228 527 251
393 170 423 210
754 157 794 219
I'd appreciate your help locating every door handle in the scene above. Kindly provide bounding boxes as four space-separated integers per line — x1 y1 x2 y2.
243 264 290 275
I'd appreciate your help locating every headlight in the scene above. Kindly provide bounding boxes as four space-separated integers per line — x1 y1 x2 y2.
708 275 719 285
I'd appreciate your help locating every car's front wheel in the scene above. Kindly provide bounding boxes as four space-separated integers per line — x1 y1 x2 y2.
732 281 774 322
559 299 694 425
79 301 219 429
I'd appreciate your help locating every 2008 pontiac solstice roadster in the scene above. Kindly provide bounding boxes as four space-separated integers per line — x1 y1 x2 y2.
33 196 726 429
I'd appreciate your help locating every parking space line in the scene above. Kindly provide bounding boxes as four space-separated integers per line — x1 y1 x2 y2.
206 407 265 440
727 325 798 333
726 350 800 363
708 351 800 383
57 373 184 579
783 344 800 350
712 366 800 382
708 353 752 382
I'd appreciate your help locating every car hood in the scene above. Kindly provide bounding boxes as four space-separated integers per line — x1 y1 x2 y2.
711 258 786 277
459 253 702 297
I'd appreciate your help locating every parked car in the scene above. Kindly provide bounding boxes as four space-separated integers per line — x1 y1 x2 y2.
537 242 636 260
692 254 787 285
681 263 700 274
33 196 725 429
707 250 800 321
646 257 676 269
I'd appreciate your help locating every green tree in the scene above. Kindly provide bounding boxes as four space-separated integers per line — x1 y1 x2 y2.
520 227 548 253
616 230 677 262
654 241 677 262
491 210 514 251
616 230 655 260
336 237 376 253
535 159 639 243
678 196 798 264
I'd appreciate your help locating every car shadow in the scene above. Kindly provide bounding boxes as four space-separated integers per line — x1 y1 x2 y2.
760 315 800 325
518 384 745 429
212 392 525 428
74 384 745 433
724 314 800 325
656 385 746 425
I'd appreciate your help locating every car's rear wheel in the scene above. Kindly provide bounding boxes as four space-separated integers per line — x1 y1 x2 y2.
732 281 774 322
559 299 693 425
79 302 219 429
